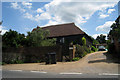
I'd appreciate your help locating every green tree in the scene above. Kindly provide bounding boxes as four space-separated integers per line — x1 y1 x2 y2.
109 23 120 39
93 39 99 45
96 34 106 44
2 29 26 48
82 37 86 46
26 28 56 46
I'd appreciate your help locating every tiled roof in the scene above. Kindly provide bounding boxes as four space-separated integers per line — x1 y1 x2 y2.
33 23 85 38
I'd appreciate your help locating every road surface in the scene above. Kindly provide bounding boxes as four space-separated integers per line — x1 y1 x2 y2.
2 51 120 79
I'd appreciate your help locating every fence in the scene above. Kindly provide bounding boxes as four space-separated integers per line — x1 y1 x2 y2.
2 45 62 63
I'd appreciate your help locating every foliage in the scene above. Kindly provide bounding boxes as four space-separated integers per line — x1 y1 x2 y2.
91 46 97 52
26 28 56 47
0 62 6 65
108 22 120 54
72 57 80 61
2 28 56 48
83 46 91 53
96 34 106 44
81 52 87 57
2 29 26 48
82 37 86 46
75 44 91 58
109 23 120 39
93 39 99 45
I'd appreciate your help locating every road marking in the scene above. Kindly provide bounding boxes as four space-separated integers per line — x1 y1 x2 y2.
30 71 47 73
9 70 23 72
99 73 120 76
60 72 82 75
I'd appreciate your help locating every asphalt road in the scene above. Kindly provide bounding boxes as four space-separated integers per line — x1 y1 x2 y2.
1 70 119 79
2 51 120 80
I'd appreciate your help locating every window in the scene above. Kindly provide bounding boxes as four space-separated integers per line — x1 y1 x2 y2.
60 37 64 43
118 38 120 43
111 38 114 43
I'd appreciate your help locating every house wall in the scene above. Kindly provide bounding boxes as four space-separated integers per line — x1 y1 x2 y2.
54 34 92 46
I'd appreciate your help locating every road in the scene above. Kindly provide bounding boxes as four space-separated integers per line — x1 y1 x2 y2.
2 51 120 79
1 69 119 78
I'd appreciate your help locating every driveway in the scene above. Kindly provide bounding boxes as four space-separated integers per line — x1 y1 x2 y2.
2 51 119 74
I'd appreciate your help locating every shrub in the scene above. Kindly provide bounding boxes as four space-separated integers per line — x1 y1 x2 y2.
91 46 97 52
0 62 6 65
75 44 90 58
83 46 91 53
82 37 86 46
72 57 80 61
10 59 23 64
81 52 87 57
75 45 85 58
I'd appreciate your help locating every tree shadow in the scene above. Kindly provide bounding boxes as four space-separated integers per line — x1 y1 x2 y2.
88 52 120 64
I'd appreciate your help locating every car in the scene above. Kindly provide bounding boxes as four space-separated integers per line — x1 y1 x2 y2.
98 46 106 51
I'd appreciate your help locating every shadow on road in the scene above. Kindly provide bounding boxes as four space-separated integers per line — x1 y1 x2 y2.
88 52 120 64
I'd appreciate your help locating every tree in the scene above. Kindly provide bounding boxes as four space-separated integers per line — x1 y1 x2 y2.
0 21 3 35
93 39 99 45
2 29 26 48
109 23 120 39
82 37 86 46
26 28 56 47
96 34 106 44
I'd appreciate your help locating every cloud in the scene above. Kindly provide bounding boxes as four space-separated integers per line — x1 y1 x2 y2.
10 1 117 28
23 12 33 20
42 1 117 27
11 2 19 9
22 1 32 9
92 34 107 39
11 2 26 12
0 25 8 35
99 8 115 18
108 9 115 13
99 14 109 18
36 8 44 13
96 21 115 32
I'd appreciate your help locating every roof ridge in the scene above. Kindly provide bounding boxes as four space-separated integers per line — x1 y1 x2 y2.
41 22 75 28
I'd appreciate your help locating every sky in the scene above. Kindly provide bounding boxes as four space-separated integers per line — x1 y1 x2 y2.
1 0 120 39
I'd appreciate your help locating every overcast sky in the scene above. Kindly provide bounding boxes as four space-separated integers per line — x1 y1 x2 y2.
1 0 119 39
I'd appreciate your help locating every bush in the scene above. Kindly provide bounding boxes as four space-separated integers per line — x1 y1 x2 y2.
81 52 87 57
10 59 23 64
0 62 6 65
75 45 85 58
82 37 86 46
91 46 97 52
72 57 80 61
75 44 90 58
83 46 91 53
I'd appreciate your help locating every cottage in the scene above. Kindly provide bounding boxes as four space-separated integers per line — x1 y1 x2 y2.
33 23 93 46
